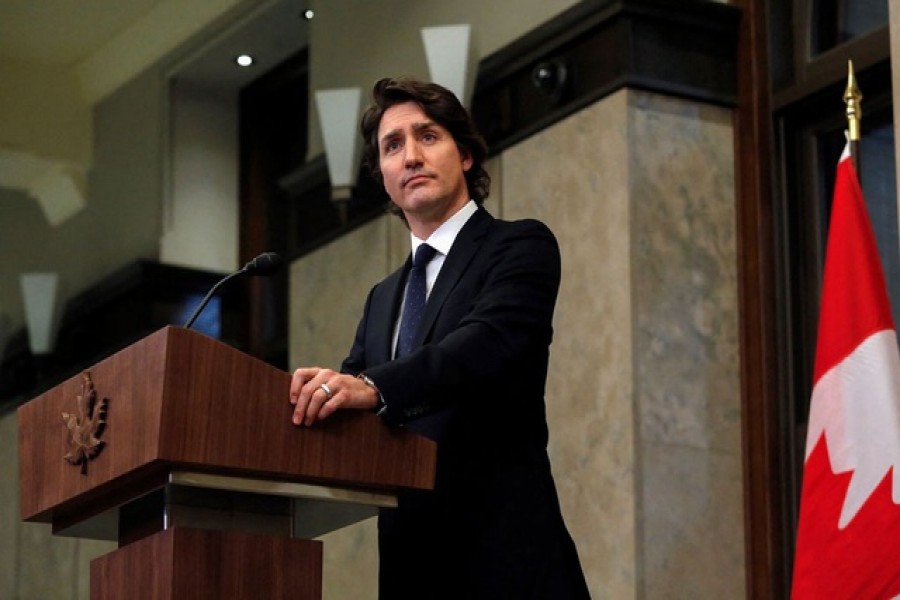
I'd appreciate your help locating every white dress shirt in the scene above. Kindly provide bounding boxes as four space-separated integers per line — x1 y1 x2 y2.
392 200 479 354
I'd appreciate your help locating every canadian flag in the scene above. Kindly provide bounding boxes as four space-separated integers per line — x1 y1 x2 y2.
791 144 900 598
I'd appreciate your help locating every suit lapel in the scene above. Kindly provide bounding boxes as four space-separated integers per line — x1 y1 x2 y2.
370 258 410 364
414 207 494 348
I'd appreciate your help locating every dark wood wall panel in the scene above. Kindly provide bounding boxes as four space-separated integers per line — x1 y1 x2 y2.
471 0 740 155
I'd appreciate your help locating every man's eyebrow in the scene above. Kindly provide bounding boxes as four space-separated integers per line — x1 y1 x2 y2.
411 120 436 133
380 121 437 145
379 128 402 145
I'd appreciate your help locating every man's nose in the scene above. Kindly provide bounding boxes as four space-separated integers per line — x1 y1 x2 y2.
404 141 423 166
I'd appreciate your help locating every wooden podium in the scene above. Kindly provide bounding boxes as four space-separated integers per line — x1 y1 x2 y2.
18 326 436 599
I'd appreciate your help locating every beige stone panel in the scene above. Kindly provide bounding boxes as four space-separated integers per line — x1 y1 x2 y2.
290 216 391 370
318 518 378 600
640 442 745 600
387 210 411 270
502 90 636 599
17 521 79 599
629 92 740 453
628 91 744 596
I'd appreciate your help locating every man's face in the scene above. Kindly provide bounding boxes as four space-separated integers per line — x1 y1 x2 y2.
377 101 473 236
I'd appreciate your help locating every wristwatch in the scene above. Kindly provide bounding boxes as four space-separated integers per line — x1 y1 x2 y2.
358 373 387 417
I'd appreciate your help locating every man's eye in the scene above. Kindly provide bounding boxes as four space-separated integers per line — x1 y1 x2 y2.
422 132 437 142
384 140 400 153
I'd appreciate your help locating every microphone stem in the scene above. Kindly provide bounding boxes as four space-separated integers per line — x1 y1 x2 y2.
183 270 245 329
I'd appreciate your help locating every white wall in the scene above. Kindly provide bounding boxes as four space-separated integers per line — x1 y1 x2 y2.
0 68 165 342
160 79 239 273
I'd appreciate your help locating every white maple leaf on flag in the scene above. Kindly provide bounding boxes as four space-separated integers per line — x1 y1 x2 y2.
806 329 900 528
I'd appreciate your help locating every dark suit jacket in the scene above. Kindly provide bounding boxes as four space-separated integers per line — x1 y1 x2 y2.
341 207 590 599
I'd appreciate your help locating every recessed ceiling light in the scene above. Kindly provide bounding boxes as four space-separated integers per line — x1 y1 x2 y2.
235 54 254 67
302 9 314 20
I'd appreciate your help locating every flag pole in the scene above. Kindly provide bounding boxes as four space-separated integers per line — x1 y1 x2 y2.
843 59 863 170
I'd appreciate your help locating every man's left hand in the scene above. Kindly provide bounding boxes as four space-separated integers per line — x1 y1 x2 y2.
289 367 378 426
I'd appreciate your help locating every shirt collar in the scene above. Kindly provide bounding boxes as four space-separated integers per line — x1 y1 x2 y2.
410 200 478 257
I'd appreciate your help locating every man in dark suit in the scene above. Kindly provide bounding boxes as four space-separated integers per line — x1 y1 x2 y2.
290 77 589 599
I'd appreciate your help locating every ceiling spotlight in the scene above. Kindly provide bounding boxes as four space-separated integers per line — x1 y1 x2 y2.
235 54 254 67
302 9 314 20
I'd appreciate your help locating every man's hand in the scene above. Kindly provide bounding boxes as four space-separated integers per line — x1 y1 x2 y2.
289 367 378 426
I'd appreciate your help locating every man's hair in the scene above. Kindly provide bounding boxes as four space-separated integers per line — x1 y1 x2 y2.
360 77 490 208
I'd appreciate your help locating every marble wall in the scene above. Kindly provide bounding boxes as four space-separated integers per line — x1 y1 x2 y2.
628 93 744 597
503 89 744 597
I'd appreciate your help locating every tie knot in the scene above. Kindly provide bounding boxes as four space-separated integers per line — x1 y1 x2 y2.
413 244 437 268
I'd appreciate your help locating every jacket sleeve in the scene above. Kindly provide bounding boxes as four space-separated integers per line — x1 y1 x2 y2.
339 285 375 377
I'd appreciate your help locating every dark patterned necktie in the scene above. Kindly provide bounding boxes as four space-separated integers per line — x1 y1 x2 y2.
396 244 438 358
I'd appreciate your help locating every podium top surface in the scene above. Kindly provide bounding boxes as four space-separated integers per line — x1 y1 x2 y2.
18 326 435 524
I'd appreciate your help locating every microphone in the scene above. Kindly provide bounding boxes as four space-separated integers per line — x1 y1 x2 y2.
183 252 283 330
242 252 282 276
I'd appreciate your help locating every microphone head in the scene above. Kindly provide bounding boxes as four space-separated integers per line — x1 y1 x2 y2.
242 252 283 276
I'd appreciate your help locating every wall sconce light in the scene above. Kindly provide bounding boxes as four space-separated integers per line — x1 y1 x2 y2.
421 24 473 106
315 87 363 203
20 272 60 355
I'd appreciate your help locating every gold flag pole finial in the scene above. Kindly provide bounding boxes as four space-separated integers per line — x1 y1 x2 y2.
843 60 863 142
843 60 863 168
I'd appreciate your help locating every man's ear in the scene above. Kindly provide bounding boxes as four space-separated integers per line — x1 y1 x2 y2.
461 149 473 172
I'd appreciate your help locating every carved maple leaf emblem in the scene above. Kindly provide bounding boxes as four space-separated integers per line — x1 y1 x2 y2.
62 372 107 475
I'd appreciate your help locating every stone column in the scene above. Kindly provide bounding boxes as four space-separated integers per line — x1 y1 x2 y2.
502 88 744 598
